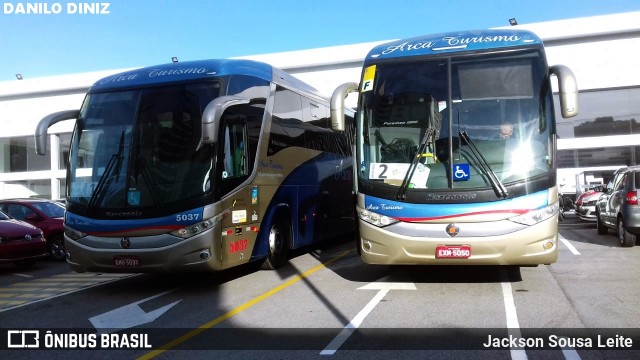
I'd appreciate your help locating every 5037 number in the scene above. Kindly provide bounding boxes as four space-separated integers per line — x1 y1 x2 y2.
176 213 200 222
229 239 249 253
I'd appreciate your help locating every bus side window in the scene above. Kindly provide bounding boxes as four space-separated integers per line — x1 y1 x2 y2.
222 117 248 179
215 103 264 199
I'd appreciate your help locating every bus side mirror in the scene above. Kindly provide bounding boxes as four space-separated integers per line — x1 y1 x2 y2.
550 65 579 119
201 96 250 145
330 82 358 131
34 110 80 155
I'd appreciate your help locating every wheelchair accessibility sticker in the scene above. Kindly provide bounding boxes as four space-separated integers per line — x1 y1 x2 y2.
453 164 470 181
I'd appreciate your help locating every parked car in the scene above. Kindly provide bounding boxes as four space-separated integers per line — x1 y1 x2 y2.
574 186 603 221
558 189 572 221
0 209 47 268
595 166 640 247
0 198 66 261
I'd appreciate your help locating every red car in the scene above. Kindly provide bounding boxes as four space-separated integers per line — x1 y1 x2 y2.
0 198 66 261
0 209 47 268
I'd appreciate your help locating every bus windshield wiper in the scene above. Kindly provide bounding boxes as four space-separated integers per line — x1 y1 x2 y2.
396 128 435 200
88 131 125 208
130 132 166 211
459 131 508 198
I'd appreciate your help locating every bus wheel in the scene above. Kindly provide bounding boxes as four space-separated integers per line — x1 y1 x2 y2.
353 203 361 255
49 235 67 261
261 216 290 270
355 225 362 256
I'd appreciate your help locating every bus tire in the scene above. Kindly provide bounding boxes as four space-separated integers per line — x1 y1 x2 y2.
261 214 290 270
354 205 361 256
48 234 67 261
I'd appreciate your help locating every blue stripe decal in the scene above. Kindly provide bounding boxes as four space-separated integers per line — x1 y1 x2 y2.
65 207 204 234
364 190 548 221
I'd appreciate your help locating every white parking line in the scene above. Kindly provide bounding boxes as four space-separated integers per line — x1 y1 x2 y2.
500 269 528 360
12 273 34 278
0 273 138 313
500 269 582 360
559 235 581 255
320 282 416 355
319 288 387 355
561 341 582 360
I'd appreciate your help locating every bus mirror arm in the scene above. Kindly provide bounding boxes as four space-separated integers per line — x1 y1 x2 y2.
550 65 579 119
34 109 80 156
330 82 358 131
201 96 250 145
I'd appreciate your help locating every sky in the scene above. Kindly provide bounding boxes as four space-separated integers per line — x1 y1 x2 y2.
1 0 640 82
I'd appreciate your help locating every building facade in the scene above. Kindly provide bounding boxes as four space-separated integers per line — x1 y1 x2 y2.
0 12 639 199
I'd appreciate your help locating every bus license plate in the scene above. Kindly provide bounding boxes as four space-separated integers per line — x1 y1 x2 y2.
114 255 140 267
436 245 471 259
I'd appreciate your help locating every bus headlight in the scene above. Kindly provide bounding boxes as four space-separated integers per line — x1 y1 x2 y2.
509 201 559 226
65 225 87 240
170 215 221 239
358 208 399 227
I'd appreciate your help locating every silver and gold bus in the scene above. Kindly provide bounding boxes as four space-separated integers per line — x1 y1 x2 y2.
35 59 354 272
330 29 578 266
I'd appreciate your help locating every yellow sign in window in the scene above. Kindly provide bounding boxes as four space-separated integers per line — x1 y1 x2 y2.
361 65 376 92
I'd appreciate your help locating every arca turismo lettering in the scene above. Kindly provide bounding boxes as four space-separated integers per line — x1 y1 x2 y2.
442 34 522 46
365 203 404 211
147 67 209 77
380 34 522 55
381 41 436 55
3 2 111 15
99 73 139 85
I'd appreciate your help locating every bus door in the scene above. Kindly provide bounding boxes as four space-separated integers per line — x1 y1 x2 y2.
218 112 260 267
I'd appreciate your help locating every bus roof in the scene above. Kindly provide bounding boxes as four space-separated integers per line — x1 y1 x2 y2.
366 29 543 61
90 59 323 98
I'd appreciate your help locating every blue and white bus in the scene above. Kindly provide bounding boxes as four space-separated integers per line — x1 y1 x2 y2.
35 59 354 272
330 29 578 265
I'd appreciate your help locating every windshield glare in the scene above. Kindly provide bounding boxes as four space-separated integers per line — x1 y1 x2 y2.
359 51 552 192
68 82 219 209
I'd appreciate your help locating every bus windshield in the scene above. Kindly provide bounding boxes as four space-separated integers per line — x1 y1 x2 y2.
359 50 552 195
68 82 220 211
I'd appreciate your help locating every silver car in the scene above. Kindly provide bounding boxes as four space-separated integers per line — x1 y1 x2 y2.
595 166 640 247
575 190 602 221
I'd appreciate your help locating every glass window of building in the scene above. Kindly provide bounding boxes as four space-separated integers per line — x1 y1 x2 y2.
0 136 50 173
555 87 640 169
58 133 72 170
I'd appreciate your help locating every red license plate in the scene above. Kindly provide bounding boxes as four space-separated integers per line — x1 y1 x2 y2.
113 255 140 267
435 245 471 259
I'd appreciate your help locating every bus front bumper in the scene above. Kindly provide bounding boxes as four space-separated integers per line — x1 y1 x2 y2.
64 230 226 273
358 215 558 266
